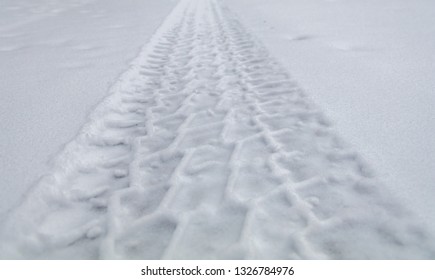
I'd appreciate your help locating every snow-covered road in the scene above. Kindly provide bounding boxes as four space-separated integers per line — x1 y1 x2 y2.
1 0 434 259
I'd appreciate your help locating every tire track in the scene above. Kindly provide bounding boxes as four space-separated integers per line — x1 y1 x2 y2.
1 0 433 259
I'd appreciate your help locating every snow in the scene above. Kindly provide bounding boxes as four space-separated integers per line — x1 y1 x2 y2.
0 0 178 217
1 0 435 259
224 0 435 234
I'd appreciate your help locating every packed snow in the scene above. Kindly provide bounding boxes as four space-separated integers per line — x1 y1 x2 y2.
1 0 434 259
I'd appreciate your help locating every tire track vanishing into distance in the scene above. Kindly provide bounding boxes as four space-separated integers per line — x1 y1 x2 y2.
1 0 434 259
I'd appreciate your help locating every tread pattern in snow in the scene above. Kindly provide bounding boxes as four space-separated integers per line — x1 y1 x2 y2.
0 0 434 259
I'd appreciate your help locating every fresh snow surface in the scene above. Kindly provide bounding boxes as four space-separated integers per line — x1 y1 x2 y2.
224 0 435 234
1 0 435 259
0 0 177 217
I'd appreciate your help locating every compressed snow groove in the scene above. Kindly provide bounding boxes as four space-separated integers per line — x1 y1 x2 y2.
1 0 434 259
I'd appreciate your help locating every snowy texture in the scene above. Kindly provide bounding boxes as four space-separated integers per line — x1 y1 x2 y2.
1 0 434 259
224 0 435 233
0 0 177 217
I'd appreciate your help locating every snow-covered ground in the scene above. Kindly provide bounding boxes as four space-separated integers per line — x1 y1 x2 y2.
225 0 435 234
0 0 177 217
1 0 434 259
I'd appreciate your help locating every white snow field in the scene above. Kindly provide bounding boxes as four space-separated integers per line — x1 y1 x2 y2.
1 0 435 259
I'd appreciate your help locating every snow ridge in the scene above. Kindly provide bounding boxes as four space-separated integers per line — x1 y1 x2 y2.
1 0 434 259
